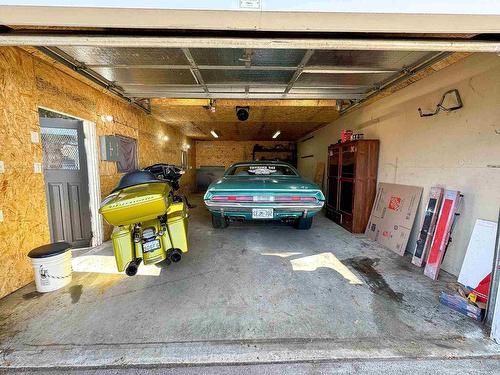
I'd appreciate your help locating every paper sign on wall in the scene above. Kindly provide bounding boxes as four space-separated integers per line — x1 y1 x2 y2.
239 0 260 9
365 183 423 255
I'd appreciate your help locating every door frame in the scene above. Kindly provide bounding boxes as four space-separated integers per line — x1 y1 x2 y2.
38 106 104 247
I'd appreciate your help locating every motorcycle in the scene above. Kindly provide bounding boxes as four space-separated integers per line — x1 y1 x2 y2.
99 164 189 276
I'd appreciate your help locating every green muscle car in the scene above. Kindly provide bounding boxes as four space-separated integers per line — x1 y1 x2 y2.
204 161 325 230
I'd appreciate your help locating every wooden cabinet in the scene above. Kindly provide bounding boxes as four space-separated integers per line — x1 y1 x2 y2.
326 140 379 233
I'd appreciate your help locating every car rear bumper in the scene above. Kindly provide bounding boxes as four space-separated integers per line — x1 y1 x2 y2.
204 201 324 219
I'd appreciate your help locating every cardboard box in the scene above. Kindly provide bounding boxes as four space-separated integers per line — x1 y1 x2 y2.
365 183 423 255
439 291 483 321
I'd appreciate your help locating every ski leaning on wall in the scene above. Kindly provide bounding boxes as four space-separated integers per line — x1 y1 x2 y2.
412 187 444 267
424 190 463 280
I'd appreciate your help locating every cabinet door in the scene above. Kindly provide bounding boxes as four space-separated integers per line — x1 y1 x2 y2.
341 144 356 178
327 177 338 210
328 147 340 178
339 179 354 214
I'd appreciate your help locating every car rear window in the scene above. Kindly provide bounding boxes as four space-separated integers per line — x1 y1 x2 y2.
226 164 298 176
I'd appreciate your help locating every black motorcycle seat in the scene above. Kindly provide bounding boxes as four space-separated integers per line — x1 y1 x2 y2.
111 170 164 193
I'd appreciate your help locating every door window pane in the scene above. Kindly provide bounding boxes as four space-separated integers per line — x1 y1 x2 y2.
41 127 80 170
341 145 355 177
329 148 339 177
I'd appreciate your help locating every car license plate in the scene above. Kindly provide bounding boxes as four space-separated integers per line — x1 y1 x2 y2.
253 195 273 202
252 208 273 219
143 239 160 253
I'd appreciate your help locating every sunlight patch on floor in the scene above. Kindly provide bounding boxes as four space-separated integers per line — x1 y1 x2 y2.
72 255 162 276
261 252 302 258
290 252 363 285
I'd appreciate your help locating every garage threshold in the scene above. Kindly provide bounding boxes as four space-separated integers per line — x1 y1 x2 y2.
0 196 498 369
0 334 499 370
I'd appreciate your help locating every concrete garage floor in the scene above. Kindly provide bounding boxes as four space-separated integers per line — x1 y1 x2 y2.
0 195 499 372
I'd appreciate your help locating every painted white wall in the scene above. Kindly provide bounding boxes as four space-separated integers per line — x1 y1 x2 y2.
298 53 500 276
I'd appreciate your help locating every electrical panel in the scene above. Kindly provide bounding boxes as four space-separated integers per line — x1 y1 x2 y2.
100 135 119 161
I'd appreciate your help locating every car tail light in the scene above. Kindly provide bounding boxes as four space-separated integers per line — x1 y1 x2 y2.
274 196 317 203
211 195 316 203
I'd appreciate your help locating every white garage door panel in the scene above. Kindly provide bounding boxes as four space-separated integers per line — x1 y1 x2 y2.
1 1 499 15
1 1 500 33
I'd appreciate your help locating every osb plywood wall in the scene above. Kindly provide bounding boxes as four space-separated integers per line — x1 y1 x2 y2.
195 141 295 168
0 47 195 299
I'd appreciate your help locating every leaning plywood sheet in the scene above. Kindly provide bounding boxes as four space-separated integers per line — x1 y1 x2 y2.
313 161 325 186
365 183 423 255
458 219 498 289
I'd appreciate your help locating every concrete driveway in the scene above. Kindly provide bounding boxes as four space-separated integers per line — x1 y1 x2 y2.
0 195 498 371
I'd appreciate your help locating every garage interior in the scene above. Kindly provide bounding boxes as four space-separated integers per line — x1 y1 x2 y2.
1 11 500 371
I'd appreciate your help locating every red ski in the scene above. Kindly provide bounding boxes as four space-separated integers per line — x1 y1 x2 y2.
424 190 462 280
412 187 444 267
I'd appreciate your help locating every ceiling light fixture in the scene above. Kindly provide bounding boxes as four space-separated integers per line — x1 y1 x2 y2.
210 130 219 139
272 130 281 139
162 135 169 141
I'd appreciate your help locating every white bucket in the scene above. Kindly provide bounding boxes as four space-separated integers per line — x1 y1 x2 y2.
30 250 72 293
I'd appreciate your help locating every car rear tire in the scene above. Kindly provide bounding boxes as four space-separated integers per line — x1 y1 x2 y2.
212 213 229 229
295 216 313 230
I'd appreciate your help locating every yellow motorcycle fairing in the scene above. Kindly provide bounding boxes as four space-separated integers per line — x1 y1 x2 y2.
166 201 189 254
100 182 171 226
